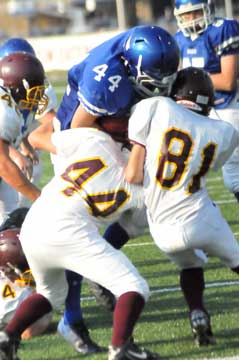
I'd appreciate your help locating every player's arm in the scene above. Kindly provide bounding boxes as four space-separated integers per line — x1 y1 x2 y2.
28 115 56 154
125 143 145 184
210 54 238 91
20 137 39 166
37 109 56 125
0 139 40 201
70 104 100 128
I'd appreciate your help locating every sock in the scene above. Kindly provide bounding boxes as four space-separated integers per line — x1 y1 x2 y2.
103 222 129 249
180 267 206 313
112 291 145 347
5 293 52 338
64 270 83 325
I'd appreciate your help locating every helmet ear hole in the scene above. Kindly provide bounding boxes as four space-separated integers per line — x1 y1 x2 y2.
170 67 215 115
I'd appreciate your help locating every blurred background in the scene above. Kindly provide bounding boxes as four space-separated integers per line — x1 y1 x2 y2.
0 0 237 38
0 0 238 72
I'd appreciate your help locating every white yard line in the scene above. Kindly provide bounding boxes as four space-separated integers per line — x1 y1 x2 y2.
192 357 239 360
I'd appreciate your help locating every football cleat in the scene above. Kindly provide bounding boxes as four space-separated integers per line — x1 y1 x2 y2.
0 331 20 360
190 309 216 346
108 341 161 360
85 279 116 312
57 317 104 354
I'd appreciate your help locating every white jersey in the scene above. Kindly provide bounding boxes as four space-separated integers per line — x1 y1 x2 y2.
0 87 24 148
0 273 33 327
40 128 143 227
129 96 239 225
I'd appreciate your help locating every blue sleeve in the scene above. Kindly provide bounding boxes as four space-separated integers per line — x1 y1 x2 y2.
213 18 239 56
71 58 134 117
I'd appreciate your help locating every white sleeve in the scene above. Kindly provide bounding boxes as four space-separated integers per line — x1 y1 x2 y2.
128 99 156 146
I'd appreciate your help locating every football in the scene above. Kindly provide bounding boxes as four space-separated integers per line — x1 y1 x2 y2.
97 115 129 143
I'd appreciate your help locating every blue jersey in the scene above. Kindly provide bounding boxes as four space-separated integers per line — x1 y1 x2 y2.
175 17 239 109
57 29 140 130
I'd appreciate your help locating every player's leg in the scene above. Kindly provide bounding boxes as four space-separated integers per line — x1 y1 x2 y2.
87 207 148 311
66 228 159 360
149 215 215 347
58 270 103 354
178 202 239 346
168 249 214 346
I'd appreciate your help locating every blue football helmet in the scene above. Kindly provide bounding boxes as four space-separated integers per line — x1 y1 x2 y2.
123 25 179 97
0 37 35 59
174 0 214 36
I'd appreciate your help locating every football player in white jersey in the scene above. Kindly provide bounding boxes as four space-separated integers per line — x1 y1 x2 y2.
0 52 47 225
125 67 239 347
0 227 52 340
27 25 179 355
0 37 58 209
174 0 239 202
0 126 161 360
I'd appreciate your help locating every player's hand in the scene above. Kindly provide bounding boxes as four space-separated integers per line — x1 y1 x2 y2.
23 149 39 166
12 152 33 180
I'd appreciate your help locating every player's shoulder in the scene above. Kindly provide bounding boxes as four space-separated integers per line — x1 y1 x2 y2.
135 95 175 112
77 58 133 115
210 17 239 34
52 127 112 150
131 96 176 128
0 88 22 143
0 87 20 124
174 29 183 40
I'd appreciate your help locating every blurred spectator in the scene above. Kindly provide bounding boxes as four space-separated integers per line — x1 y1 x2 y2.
157 6 177 34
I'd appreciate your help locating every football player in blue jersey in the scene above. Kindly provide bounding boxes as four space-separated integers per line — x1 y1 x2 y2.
29 25 180 357
173 0 239 346
174 0 239 201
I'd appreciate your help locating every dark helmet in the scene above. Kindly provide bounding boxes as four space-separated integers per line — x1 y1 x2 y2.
0 207 30 232
123 25 179 97
0 52 46 111
170 67 215 115
0 228 29 276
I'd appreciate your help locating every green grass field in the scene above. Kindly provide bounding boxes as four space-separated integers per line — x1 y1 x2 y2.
17 77 239 360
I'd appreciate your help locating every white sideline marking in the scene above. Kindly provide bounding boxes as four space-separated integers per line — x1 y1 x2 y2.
193 357 239 360
82 278 239 302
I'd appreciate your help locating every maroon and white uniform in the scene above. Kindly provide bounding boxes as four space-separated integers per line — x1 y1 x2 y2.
20 128 148 309
129 96 239 269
